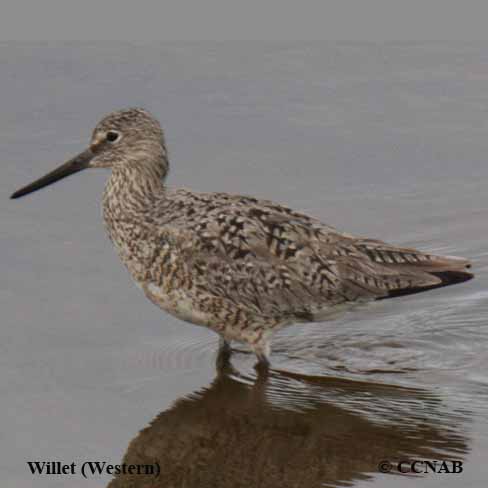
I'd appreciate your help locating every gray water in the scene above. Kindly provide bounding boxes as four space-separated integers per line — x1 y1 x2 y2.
1 42 488 487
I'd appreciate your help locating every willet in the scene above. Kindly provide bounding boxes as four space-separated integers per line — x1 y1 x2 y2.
11 108 473 369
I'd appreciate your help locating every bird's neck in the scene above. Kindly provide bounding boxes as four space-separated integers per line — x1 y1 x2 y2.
101 162 168 259
103 162 167 218
101 162 169 274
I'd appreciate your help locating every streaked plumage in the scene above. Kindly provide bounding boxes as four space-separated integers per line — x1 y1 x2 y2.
11 108 474 367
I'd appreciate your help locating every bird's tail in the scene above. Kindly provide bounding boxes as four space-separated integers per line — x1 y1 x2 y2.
351 240 474 300
382 255 473 299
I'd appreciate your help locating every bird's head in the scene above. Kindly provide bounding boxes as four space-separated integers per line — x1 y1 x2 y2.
11 108 168 199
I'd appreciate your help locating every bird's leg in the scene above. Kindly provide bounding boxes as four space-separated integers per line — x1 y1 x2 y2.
254 355 270 376
253 341 271 376
216 337 232 371
219 337 232 354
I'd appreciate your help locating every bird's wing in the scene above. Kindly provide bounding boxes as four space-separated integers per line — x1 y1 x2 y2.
163 191 472 321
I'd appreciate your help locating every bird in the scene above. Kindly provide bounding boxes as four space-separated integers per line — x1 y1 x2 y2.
11 108 474 369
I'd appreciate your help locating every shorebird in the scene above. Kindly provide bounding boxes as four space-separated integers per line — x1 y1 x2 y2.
11 108 473 369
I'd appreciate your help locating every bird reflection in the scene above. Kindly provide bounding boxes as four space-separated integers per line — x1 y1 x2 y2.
107 365 468 488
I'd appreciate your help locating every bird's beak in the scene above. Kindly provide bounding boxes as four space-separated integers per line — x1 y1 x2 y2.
10 148 94 199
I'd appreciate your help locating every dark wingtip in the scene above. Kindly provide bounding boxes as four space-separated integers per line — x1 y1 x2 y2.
430 269 474 286
378 269 474 300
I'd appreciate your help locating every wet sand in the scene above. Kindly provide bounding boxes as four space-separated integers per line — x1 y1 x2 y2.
1 42 488 487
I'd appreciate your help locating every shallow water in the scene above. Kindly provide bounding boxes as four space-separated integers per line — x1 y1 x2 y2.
1 42 488 487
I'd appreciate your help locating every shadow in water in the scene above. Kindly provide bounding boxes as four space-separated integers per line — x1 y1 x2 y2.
107 366 469 488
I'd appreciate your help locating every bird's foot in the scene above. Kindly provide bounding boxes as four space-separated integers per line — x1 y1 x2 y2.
254 354 270 377
216 338 233 372
253 340 271 377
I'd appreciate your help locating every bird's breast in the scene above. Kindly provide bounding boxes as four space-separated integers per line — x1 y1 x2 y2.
102 205 160 279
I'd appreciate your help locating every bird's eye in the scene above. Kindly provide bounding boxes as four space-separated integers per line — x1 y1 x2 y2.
106 131 120 143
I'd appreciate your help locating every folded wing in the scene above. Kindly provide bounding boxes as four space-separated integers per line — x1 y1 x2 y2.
166 192 473 322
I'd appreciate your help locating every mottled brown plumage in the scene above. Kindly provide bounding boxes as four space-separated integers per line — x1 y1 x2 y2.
11 108 474 367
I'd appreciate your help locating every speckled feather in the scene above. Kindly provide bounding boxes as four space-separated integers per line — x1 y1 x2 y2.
94 108 473 362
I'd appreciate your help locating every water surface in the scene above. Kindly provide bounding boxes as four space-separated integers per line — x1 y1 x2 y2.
1 42 487 487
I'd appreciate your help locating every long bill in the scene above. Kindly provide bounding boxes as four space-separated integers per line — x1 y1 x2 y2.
10 148 94 199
